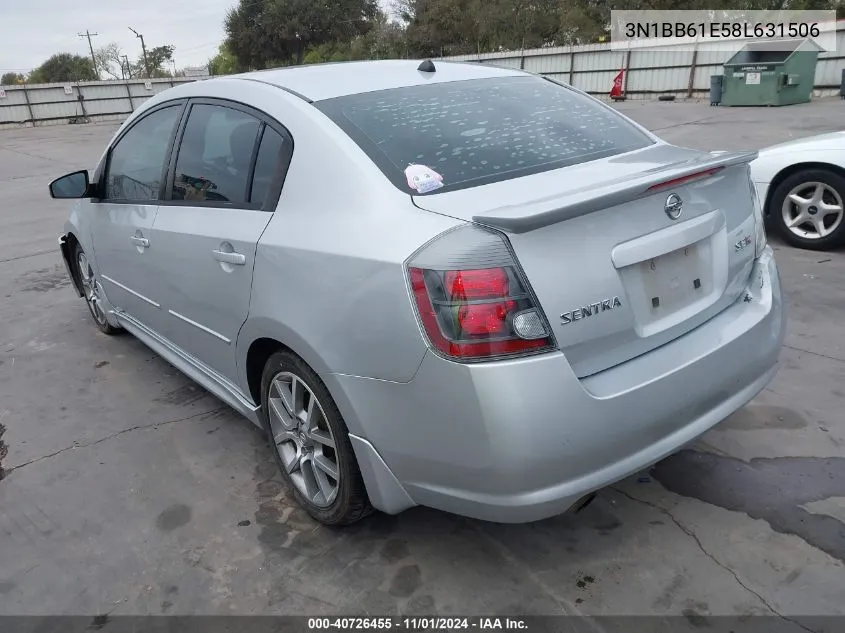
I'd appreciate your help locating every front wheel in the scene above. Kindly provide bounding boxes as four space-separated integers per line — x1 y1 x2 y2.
73 243 122 335
260 350 372 525
769 168 845 251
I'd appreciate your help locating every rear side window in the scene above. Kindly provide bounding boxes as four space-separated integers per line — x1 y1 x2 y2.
250 127 291 207
317 76 653 194
105 105 181 201
170 104 260 205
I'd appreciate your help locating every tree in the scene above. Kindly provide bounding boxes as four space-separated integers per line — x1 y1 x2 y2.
302 10 407 62
94 43 126 80
1 72 25 85
208 44 241 75
131 44 175 78
27 53 97 84
224 0 380 69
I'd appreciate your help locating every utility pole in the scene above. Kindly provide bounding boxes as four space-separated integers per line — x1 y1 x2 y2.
121 55 132 79
129 27 150 78
78 30 99 78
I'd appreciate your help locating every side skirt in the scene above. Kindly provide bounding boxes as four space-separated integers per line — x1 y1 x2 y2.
114 310 262 427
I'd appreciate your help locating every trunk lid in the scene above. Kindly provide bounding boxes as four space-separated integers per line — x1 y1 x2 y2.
412 144 760 377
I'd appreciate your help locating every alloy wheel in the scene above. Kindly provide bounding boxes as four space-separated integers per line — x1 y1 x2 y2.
781 181 844 240
267 371 340 507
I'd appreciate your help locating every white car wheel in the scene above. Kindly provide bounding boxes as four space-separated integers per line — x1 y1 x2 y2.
770 168 845 251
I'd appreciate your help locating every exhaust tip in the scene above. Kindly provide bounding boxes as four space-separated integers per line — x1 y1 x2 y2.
572 492 597 513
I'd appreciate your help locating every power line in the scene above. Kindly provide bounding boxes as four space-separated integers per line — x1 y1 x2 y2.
78 30 99 77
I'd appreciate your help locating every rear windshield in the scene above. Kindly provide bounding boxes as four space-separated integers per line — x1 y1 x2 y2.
316 75 653 195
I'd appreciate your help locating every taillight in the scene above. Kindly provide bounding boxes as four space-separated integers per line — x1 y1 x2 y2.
646 167 724 192
407 226 555 361
445 268 509 300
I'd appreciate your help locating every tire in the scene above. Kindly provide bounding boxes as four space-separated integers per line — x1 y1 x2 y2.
769 168 845 251
260 350 372 525
73 243 123 335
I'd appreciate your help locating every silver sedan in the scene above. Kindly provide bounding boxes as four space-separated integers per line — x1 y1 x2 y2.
51 60 785 525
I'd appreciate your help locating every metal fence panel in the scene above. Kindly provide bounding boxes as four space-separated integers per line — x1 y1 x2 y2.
574 69 620 93
0 78 197 127
0 88 28 106
627 66 691 94
27 85 76 104
694 65 721 91
0 104 31 124
577 50 623 72
630 48 695 71
523 52 571 75
485 56 522 69
816 57 845 87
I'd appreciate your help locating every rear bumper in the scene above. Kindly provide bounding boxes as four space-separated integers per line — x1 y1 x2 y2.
333 247 784 522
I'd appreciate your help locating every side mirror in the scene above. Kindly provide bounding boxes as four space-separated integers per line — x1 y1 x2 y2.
49 170 91 199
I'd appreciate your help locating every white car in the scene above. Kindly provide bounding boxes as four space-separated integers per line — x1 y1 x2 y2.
752 131 845 250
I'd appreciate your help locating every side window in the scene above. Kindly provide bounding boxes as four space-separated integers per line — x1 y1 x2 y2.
250 126 291 208
170 104 260 205
105 105 181 201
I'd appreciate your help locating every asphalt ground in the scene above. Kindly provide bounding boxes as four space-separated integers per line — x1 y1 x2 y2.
0 97 843 621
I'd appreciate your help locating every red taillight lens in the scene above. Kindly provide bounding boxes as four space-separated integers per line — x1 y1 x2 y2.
445 268 509 300
409 266 553 361
458 300 516 337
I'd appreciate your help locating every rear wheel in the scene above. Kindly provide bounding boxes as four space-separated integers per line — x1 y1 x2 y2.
260 350 372 525
73 243 122 335
769 168 845 251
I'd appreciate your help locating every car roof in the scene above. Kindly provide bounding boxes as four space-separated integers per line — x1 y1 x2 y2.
236 59 527 102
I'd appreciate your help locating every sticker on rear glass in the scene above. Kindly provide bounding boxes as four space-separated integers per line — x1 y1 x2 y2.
405 164 443 194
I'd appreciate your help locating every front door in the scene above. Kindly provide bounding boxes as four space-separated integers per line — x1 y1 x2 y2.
148 101 292 384
91 103 184 328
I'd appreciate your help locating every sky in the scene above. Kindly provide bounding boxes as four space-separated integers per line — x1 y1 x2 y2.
1 0 397 75
1 0 247 74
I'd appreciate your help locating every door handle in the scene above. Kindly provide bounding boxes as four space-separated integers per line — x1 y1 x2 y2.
212 249 246 265
130 236 150 248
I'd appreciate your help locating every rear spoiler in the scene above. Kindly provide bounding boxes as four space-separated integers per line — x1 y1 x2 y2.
472 150 758 234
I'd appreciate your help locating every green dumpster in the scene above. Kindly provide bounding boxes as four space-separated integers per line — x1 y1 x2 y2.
721 39 819 107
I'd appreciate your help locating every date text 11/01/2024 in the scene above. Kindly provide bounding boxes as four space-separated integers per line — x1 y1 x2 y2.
308 618 528 630
624 21 821 39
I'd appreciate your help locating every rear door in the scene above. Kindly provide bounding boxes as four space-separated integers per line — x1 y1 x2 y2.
148 99 293 383
92 102 184 328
